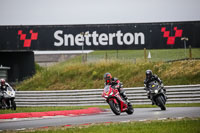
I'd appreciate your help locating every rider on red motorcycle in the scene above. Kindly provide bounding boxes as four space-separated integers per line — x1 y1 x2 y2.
104 73 131 105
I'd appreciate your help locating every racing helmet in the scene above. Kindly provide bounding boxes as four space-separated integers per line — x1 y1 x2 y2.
0 78 5 86
104 73 112 84
146 70 153 79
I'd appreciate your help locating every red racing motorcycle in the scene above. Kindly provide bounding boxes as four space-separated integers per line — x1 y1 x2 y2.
102 85 134 115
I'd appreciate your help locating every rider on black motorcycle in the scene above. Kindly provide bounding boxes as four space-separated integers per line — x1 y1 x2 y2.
144 70 166 102
104 73 131 105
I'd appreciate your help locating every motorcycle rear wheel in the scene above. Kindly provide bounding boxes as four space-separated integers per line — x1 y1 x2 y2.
109 100 120 115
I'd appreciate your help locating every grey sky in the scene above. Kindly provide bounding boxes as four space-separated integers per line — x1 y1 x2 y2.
0 0 200 25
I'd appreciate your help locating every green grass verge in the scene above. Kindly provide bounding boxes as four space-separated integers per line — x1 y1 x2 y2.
52 48 200 64
11 118 200 133
0 103 200 114
16 59 200 91
88 48 200 62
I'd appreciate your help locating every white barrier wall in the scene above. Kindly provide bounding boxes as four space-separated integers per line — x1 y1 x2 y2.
15 84 200 106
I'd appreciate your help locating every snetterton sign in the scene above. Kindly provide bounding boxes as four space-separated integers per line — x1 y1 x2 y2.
54 30 145 47
0 21 199 51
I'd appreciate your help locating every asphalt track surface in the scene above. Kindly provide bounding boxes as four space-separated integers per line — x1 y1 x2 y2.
0 107 200 131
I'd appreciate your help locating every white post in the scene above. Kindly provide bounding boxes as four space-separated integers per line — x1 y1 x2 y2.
184 40 186 57
80 32 84 63
181 37 189 58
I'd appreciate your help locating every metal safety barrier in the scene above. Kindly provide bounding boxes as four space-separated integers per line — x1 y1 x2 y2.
15 84 200 107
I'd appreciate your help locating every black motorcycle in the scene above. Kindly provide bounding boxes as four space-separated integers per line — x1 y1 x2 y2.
145 81 167 110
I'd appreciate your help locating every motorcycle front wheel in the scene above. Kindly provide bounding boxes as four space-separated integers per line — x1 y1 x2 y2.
109 100 121 115
126 104 134 115
11 99 16 110
156 96 166 110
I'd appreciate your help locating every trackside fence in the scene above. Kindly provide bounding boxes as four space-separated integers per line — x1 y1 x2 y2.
15 84 200 107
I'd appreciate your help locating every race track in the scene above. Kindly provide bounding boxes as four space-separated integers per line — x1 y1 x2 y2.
0 107 200 131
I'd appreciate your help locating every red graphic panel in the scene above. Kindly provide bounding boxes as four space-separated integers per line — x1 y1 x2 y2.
161 27 166 32
20 34 26 40
161 27 183 45
163 31 170 38
18 30 38 47
31 32 38 40
174 28 183 37
167 37 175 45
24 39 31 47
